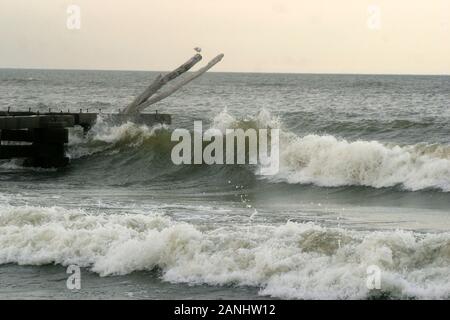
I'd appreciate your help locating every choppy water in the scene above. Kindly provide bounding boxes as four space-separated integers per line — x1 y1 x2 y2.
0 69 449 299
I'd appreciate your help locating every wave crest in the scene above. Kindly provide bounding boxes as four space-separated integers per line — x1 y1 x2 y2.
0 205 449 299
68 116 170 158
65 109 450 192
275 134 450 192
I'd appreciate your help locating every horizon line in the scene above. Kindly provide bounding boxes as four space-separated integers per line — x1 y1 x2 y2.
1 66 449 77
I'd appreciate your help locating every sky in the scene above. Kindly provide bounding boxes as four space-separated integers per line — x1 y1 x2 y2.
0 0 449 74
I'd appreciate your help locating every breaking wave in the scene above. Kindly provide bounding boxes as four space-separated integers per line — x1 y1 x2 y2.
275 134 450 192
65 109 450 192
0 205 449 299
68 116 171 159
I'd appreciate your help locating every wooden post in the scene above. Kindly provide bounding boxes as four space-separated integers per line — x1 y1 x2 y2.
136 54 224 112
0 115 74 168
122 52 224 114
122 54 202 114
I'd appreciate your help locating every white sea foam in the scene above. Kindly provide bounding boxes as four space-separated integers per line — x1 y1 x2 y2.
211 108 281 133
212 108 450 192
68 116 167 158
0 159 57 172
0 205 449 299
211 107 236 132
65 109 450 192
275 134 450 192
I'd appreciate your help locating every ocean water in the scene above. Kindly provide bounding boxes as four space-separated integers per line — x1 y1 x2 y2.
0 69 449 299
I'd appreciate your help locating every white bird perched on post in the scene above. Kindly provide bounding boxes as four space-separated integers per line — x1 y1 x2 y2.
194 47 202 53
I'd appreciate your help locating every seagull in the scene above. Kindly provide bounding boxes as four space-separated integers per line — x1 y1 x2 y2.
194 47 202 53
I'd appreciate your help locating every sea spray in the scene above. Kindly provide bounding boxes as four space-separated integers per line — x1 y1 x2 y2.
64 109 450 192
274 134 450 192
0 204 449 299
170 120 280 175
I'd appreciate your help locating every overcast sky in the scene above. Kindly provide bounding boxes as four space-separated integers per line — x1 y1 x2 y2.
0 0 449 74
